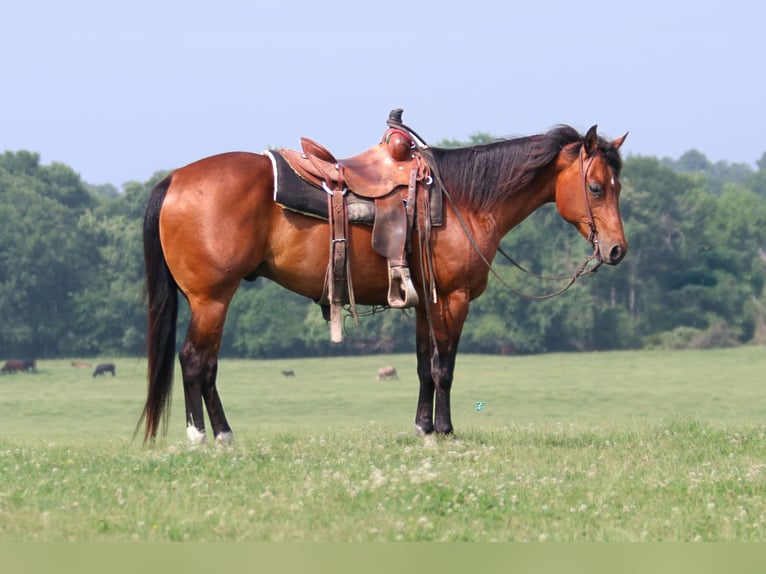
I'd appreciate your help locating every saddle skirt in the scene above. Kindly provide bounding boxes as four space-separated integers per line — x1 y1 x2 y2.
266 150 376 223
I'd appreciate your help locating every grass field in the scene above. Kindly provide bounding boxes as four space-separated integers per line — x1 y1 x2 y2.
1 347 765 541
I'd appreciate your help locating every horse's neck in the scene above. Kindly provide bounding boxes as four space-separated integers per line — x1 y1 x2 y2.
433 144 560 244
494 170 558 237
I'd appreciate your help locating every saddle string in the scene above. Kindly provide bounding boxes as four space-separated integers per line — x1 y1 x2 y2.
388 110 442 377
416 182 441 380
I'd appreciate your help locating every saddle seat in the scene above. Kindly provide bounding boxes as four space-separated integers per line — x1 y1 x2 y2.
280 128 426 198
278 122 431 342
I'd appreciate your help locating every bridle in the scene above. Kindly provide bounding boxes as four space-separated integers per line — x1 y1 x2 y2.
480 143 607 300
579 144 599 248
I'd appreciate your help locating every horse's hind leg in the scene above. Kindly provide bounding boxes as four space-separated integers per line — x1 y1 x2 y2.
180 298 233 445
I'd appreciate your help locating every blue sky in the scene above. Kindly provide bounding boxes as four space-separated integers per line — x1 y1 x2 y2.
2 1 763 187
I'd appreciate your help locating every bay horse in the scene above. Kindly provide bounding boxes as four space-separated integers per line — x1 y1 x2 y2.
138 119 627 444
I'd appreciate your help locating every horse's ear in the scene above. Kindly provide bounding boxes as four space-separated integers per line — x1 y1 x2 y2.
584 125 599 156
611 132 629 150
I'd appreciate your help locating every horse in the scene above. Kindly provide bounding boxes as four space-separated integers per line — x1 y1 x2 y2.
376 366 398 380
93 363 116 377
137 118 627 444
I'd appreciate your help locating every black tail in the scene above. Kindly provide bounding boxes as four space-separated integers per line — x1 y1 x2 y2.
135 175 178 443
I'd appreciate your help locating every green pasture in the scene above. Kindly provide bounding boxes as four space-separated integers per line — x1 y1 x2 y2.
2 347 764 438
1 347 765 541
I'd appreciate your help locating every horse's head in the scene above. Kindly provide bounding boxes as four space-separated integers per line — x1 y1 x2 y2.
555 125 628 265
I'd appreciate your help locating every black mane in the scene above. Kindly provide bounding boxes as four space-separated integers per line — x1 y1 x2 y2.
429 125 622 210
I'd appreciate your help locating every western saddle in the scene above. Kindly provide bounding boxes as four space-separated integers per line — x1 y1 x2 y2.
278 109 434 342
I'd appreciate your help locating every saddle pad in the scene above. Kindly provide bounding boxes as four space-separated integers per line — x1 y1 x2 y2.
265 150 375 223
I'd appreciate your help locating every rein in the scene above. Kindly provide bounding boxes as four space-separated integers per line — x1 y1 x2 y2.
445 188 602 302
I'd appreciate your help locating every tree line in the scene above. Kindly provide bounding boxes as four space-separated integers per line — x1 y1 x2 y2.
1 139 765 359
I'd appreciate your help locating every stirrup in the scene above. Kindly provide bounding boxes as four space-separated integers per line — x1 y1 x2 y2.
387 265 419 308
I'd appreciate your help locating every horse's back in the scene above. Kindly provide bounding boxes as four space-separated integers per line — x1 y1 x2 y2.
167 152 274 213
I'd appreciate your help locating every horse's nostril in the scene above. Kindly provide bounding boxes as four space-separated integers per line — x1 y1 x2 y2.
609 244 624 263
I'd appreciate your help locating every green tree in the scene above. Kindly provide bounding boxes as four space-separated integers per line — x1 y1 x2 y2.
2 135 765 360
221 280 310 358
72 173 169 355
0 152 100 356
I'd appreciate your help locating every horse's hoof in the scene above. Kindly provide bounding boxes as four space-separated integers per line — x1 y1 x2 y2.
186 424 207 445
215 431 234 446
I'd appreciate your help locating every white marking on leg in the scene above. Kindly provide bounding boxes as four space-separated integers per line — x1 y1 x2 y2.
186 424 207 445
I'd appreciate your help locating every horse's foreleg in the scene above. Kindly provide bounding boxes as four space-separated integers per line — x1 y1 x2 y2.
432 352 456 434
414 293 467 435
414 328 458 435
414 324 436 434
180 300 233 445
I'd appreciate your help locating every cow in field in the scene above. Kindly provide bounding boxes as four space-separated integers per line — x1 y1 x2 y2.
1 359 36 374
1 360 25 374
93 363 116 377
281 369 295 377
376 366 398 380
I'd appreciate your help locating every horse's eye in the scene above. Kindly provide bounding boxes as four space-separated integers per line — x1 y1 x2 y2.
588 183 603 197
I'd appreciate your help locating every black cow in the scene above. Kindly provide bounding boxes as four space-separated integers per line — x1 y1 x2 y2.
93 363 116 377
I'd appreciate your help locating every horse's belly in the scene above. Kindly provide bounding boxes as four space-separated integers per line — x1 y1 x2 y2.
260 222 392 305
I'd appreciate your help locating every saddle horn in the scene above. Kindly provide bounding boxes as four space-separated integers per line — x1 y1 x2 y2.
388 108 404 123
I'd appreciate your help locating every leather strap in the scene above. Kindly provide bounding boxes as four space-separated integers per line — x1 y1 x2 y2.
325 171 351 342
